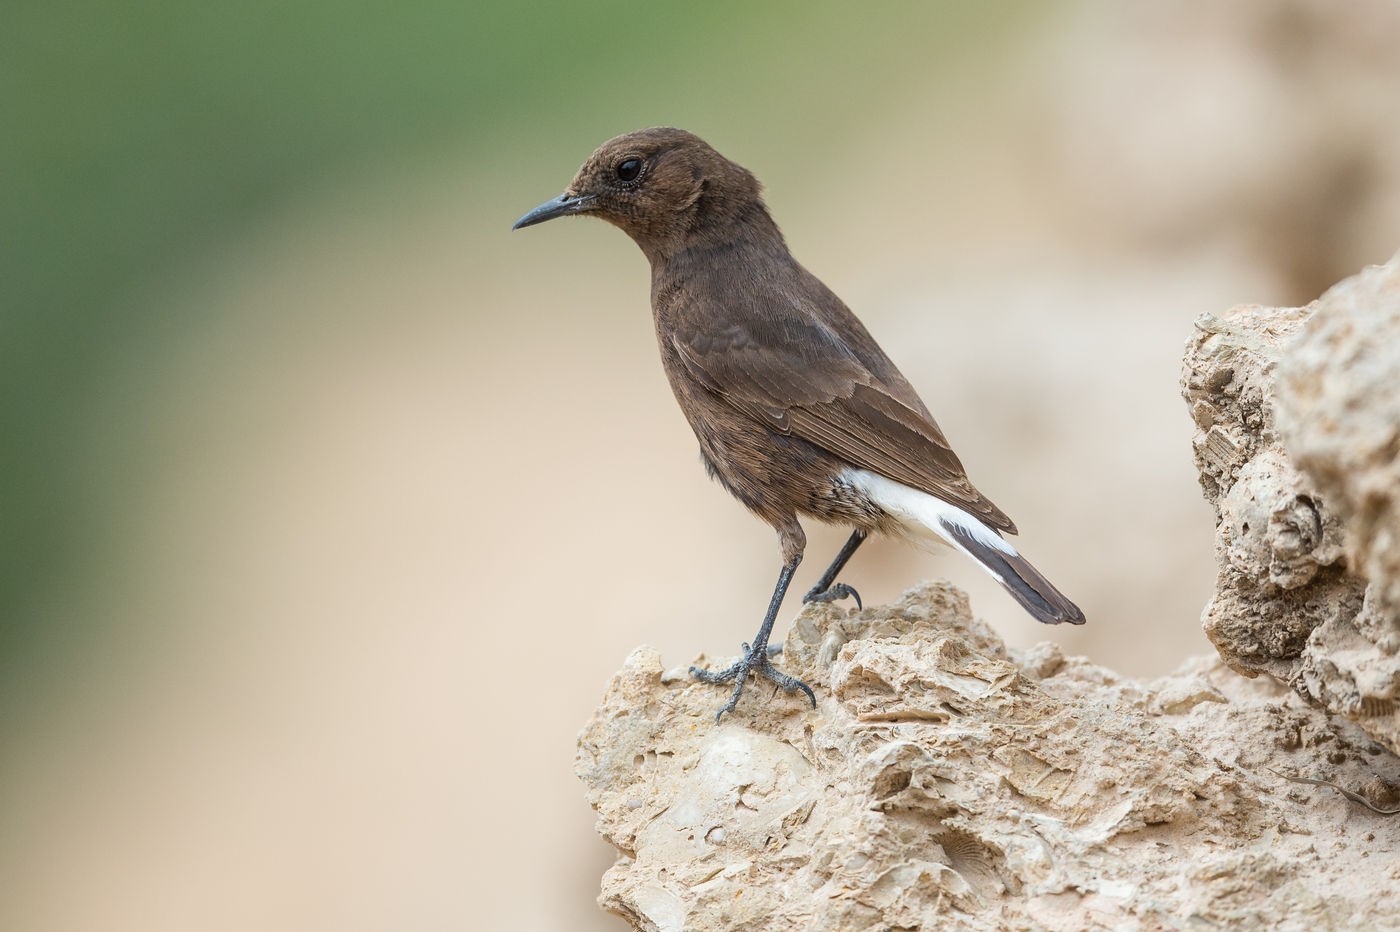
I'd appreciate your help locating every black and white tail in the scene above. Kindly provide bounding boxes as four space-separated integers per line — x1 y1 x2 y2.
843 469 1086 625
934 515 1085 624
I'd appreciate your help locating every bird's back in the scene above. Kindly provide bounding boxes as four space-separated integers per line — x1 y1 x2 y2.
652 225 1016 534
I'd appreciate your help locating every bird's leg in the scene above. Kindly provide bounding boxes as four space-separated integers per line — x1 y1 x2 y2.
803 528 866 609
690 549 816 722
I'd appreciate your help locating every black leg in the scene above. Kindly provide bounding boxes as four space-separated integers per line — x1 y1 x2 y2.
803 529 866 610
690 557 816 722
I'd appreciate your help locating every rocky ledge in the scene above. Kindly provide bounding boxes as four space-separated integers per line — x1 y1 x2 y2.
577 254 1400 931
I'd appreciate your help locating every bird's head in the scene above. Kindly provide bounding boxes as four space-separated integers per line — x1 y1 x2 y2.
512 127 763 260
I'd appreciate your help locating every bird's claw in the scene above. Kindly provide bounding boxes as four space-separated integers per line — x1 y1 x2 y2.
803 582 862 611
690 643 816 722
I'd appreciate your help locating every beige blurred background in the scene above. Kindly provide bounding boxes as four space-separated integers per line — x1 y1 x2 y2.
4 2 1400 929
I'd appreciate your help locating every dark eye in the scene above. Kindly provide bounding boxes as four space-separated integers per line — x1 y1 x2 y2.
615 158 642 183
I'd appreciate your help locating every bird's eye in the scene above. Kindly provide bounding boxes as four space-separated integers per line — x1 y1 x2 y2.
615 158 643 183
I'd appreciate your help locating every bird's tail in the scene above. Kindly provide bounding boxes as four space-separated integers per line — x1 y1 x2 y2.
934 518 1086 625
842 469 1086 625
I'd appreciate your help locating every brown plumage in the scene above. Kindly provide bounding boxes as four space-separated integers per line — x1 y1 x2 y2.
514 127 1084 720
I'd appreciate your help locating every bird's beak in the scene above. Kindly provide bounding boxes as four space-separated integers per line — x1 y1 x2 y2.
511 193 597 230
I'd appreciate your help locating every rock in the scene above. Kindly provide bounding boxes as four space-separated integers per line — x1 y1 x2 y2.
1183 253 1400 755
1277 255 1400 627
575 254 1400 929
576 583 1400 930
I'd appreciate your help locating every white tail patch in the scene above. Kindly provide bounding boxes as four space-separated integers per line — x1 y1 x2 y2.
841 468 1017 582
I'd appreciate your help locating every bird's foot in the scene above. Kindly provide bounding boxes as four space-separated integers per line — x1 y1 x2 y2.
690 641 816 723
802 581 862 611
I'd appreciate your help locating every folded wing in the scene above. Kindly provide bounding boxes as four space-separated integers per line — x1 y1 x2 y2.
670 297 1016 534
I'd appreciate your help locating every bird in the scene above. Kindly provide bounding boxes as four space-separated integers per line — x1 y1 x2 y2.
513 127 1084 721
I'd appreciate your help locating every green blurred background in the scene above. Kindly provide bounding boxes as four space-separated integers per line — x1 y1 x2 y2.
1 0 1039 685
4 2 1399 929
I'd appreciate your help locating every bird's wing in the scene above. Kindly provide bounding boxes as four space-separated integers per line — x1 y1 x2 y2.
670 305 1016 532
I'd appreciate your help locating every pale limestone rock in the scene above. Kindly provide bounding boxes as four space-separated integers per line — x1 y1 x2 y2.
575 256 1400 929
1277 254 1400 625
576 584 1400 930
1183 254 1400 755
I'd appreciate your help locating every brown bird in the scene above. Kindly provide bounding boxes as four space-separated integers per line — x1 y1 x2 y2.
514 127 1084 721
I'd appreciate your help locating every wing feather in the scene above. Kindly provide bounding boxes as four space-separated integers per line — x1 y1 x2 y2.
670 305 1016 533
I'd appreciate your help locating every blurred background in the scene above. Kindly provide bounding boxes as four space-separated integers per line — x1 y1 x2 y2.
4 1 1400 928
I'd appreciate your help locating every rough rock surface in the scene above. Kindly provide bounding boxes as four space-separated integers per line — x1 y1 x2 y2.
575 255 1400 929
1182 253 1400 755
577 583 1400 931
1277 256 1400 635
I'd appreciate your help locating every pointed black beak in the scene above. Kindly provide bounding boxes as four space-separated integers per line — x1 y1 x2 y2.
511 193 597 230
